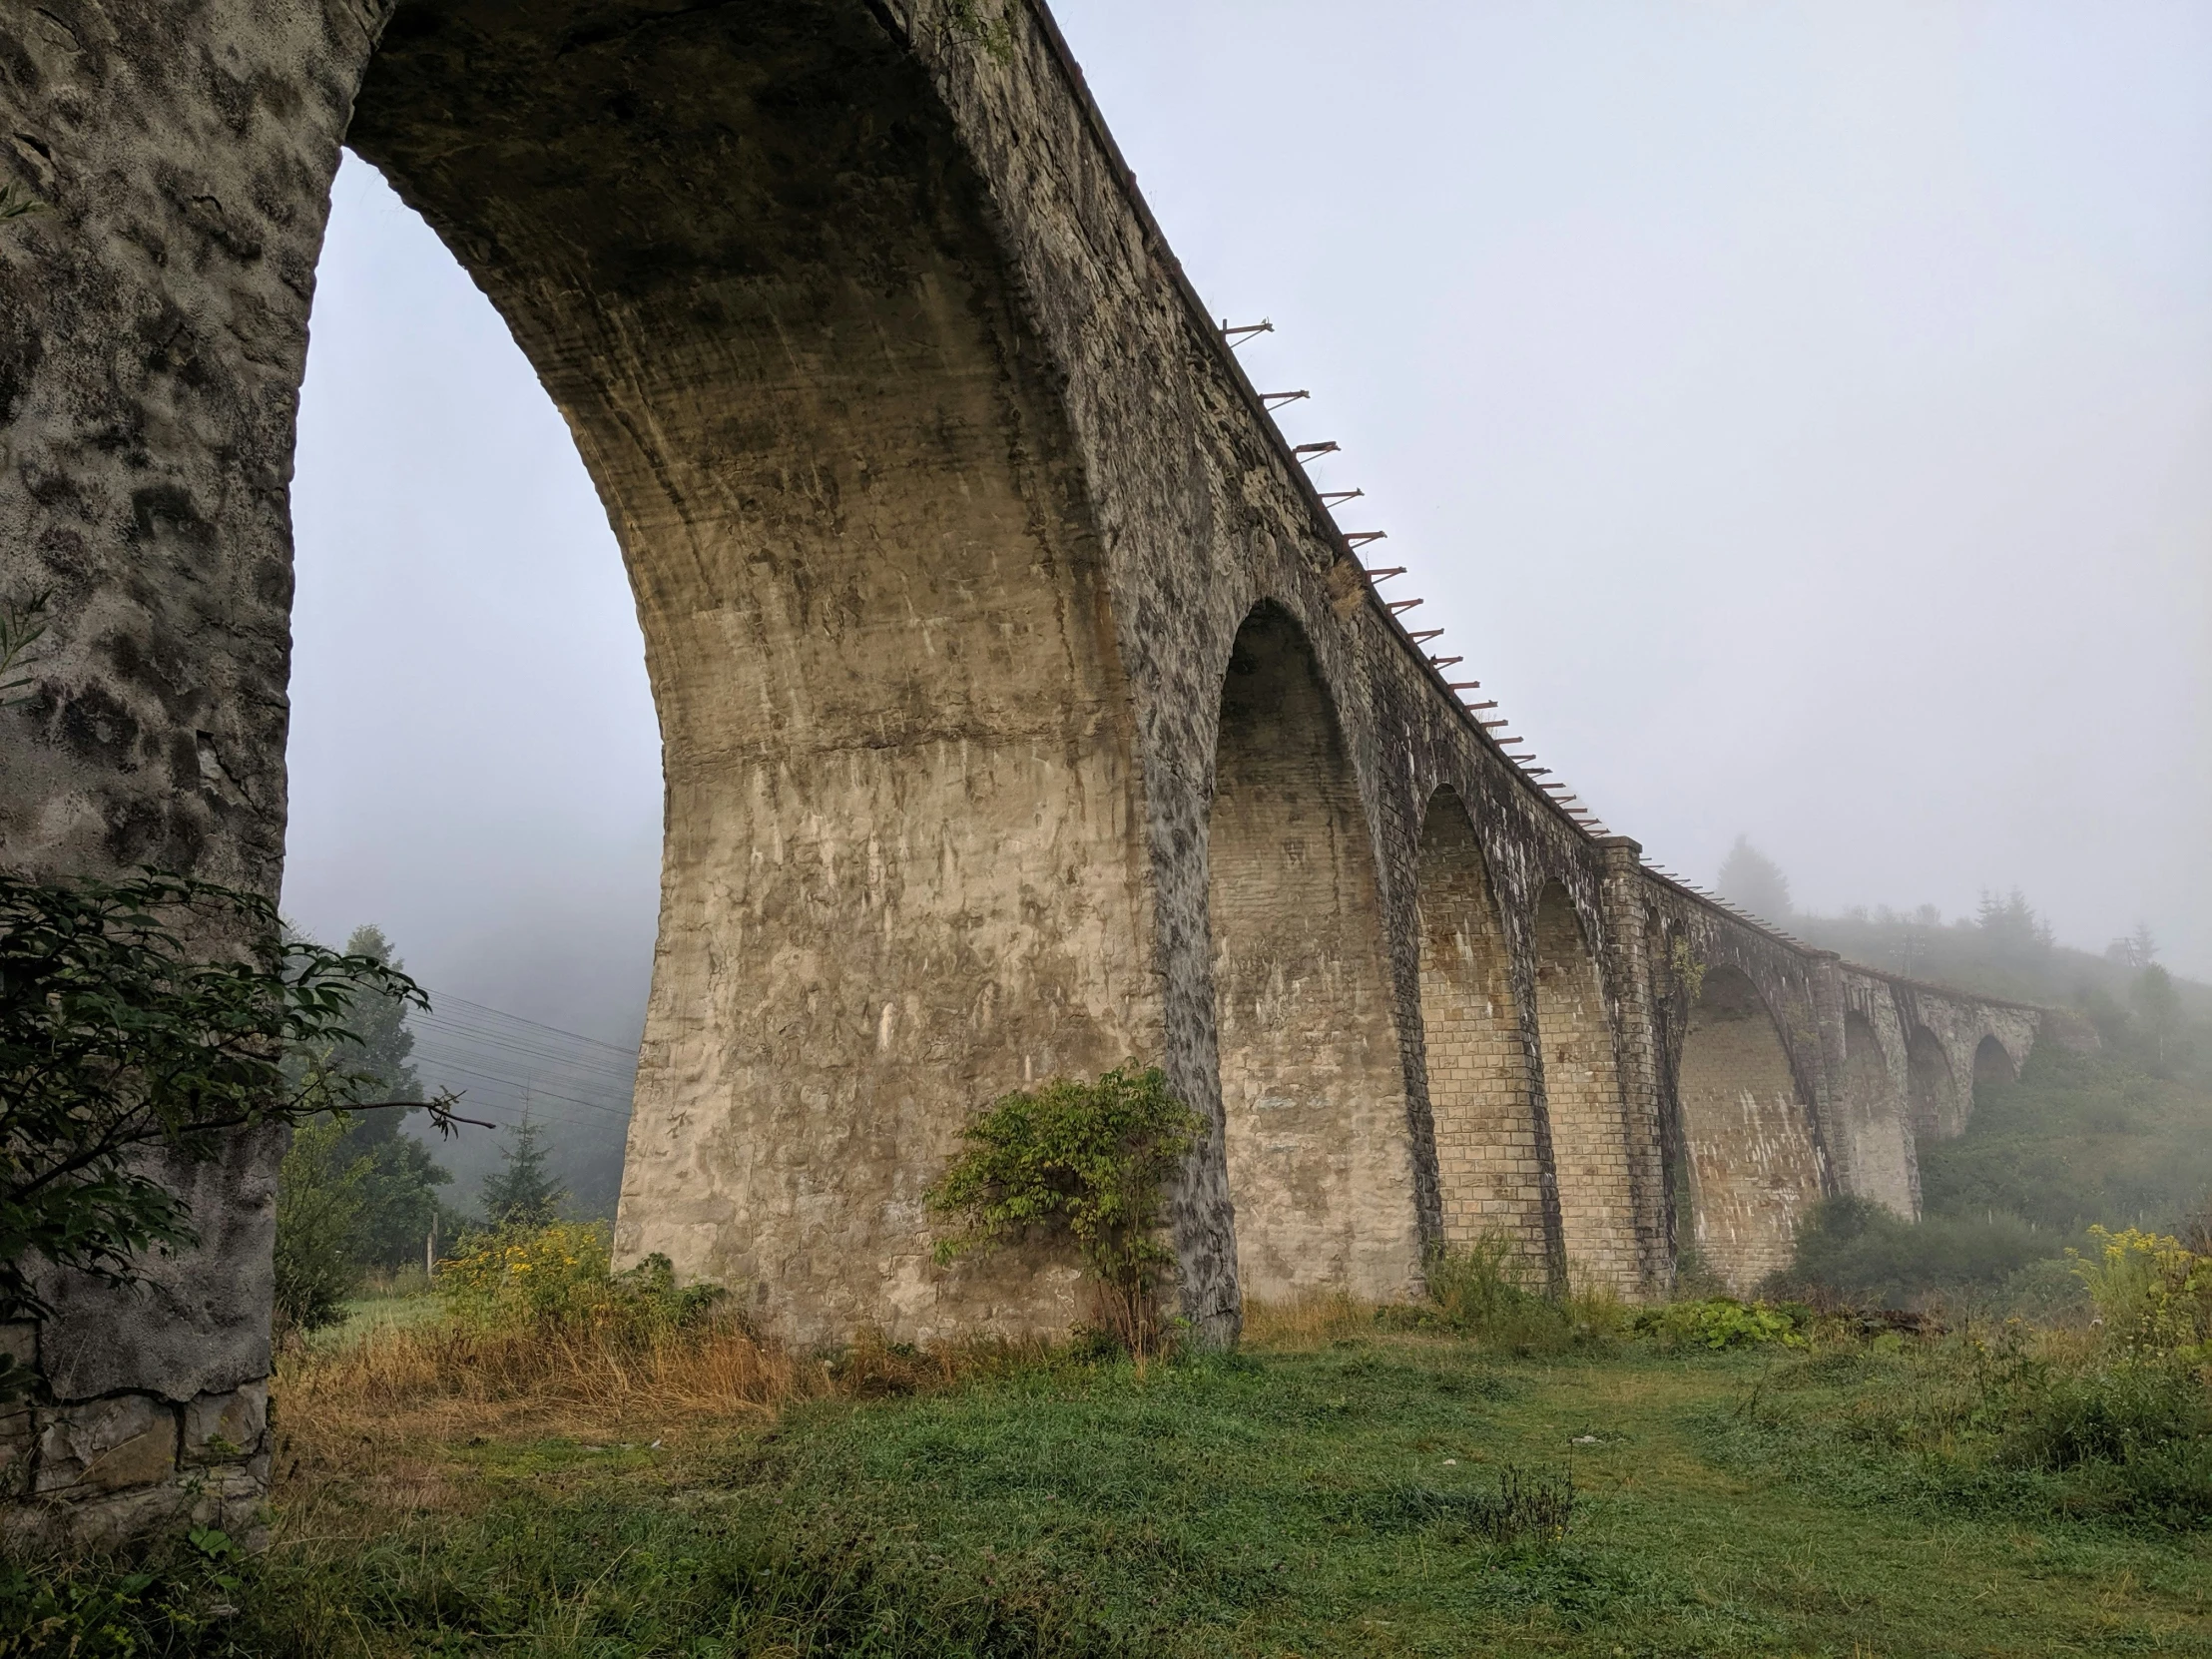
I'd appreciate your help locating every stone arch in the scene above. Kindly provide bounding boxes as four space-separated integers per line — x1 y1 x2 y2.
1973 1034 2019 1088
1907 1026 1963 1143
1674 965 1825 1292
1413 789 1547 1264
1207 604 1422 1305
1531 883 1639 1292
1838 1012 1914 1217
337 5 1162 1344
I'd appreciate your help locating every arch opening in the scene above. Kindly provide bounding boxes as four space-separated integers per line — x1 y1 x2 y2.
1674 965 1824 1292
1838 1011 1915 1218
1414 791 1547 1265
347 1 1156 1344
1973 1034 2020 1090
1207 605 1421 1304
1907 1026 1963 1144
1531 883 1639 1292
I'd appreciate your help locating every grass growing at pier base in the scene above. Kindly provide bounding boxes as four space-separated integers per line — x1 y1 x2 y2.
15 1294 2211 1658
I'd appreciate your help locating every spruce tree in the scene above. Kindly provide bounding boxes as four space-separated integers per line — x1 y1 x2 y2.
1716 834 1792 925
320 924 451 1267
481 1110 564 1229
336 924 423 1105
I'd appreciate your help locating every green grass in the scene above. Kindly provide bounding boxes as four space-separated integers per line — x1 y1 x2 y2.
305 1288 445 1351
36 1334 2212 1657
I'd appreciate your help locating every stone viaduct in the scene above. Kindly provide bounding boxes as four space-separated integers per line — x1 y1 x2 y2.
0 0 2037 1540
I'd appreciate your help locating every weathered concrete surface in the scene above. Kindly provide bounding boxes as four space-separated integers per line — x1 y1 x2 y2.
0 0 2042 1540
1675 966 1826 1292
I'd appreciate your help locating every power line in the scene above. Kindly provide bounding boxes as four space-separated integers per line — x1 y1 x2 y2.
418 988 639 1058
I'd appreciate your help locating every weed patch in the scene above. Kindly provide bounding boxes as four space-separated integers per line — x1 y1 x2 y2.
1350 1463 1575 1543
1708 1329 2212 1531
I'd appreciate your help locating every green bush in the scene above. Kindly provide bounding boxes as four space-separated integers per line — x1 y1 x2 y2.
2069 1226 2212 1363
0 1526 244 1657
437 1220 720 1340
1731 1324 2212 1530
1767 1194 2052 1309
928 1064 1202 1356
0 866 463 1400
1637 1297 1808 1351
1404 1236 1570 1353
1379 1236 1629 1354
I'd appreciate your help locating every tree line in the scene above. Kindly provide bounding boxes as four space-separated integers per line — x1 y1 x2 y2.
274 923 570 1333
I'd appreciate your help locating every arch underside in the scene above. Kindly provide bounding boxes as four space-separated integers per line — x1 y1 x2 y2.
1207 606 1421 1305
1839 1010 1915 1217
1531 885 1640 1292
352 0 1157 1343
1907 1026 1963 1145
1675 966 1824 1292
1415 792 1548 1265
1974 1034 2019 1087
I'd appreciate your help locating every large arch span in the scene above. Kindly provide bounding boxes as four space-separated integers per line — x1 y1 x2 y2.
349 3 1166 1346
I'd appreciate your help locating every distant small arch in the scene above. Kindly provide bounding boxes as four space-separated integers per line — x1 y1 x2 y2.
1673 965 1824 1292
1413 790 1546 1266
1206 603 1421 1305
1530 883 1639 1292
1905 1027 1961 1143
1973 1034 2018 1088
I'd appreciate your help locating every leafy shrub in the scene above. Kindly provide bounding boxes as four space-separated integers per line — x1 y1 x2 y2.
0 867 464 1400
928 1064 1203 1356
1767 1194 2050 1310
1378 1237 1626 1354
1637 1297 1808 1351
437 1221 720 1341
2069 1226 2212 1364
1423 1235 1553 1333
1735 1322 2212 1529
0 1527 243 1657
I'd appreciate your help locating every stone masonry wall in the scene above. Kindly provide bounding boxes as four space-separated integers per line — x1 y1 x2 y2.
1532 885 1642 1293
1415 792 1547 1266
1208 607 1423 1305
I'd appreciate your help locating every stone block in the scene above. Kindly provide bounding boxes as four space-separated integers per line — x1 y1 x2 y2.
34 1481 194 1551
183 1382 268 1464
0 1407 33 1499
35 1394 177 1496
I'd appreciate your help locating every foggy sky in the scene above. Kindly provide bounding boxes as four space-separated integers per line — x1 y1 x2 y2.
281 0 2212 1034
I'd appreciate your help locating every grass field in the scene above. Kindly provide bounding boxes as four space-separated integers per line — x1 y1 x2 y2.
30 1302 2208 1659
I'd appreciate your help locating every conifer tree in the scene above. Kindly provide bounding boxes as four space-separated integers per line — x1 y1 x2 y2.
1716 834 1792 925
481 1110 564 1229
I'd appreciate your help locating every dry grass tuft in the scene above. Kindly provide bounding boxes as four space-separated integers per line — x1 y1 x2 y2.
270 1309 1058 1537
1242 1291 1379 1351
280 1317 805 1450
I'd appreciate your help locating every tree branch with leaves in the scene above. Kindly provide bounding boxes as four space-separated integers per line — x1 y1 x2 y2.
0 868 485 1398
